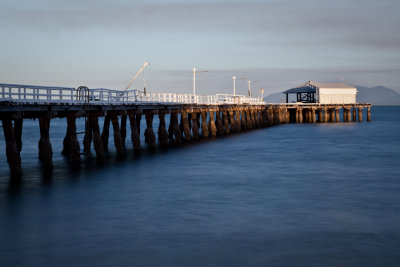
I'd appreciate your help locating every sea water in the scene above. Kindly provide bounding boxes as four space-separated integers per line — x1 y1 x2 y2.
0 106 399 266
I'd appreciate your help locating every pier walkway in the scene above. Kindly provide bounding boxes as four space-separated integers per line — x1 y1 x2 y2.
0 83 371 178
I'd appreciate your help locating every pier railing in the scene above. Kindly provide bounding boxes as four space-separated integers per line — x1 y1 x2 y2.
0 83 264 105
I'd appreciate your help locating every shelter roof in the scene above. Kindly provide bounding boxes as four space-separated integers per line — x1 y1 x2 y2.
283 80 356 94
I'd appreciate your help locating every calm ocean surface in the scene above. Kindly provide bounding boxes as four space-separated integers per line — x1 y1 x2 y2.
1 106 400 266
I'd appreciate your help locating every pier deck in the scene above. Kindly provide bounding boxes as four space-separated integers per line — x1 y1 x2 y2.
0 83 371 178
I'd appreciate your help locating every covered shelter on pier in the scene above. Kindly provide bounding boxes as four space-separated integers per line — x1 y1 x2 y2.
283 81 358 104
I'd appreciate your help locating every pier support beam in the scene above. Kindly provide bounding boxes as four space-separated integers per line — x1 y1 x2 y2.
317 109 323 123
144 111 156 148
128 111 141 150
170 112 182 143
330 108 335 122
158 112 169 146
295 107 300 123
241 109 248 129
200 111 209 137
14 118 23 151
347 108 352 122
38 114 53 169
2 118 22 177
89 115 104 161
209 111 217 137
367 106 371 122
181 111 192 141
229 110 236 133
222 109 230 134
323 108 329 123
352 108 357 122
111 114 124 155
66 113 81 165
120 114 127 148
335 108 340 123
358 107 363 122
83 118 93 157
247 109 253 129
301 109 306 123
191 112 200 140
216 110 224 135
285 108 290 124
311 108 316 123
101 115 110 151
235 109 242 131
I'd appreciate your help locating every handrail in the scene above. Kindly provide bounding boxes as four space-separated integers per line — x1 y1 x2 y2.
0 83 265 105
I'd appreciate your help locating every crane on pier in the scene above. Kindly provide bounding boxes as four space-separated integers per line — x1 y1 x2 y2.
124 61 150 95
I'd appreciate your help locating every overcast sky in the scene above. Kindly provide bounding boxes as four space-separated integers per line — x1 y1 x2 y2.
1 0 399 95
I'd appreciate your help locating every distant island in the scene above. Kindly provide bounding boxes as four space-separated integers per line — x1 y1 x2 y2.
264 86 400 105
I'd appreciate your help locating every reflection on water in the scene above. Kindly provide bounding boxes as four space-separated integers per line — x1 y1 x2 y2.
1 106 400 266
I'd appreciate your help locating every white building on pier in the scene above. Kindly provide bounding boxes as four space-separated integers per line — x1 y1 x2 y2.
283 81 358 104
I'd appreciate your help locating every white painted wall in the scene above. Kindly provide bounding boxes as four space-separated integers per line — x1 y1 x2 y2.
317 87 357 104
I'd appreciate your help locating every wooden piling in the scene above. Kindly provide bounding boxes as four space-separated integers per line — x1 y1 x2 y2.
330 108 335 122
89 114 104 160
2 118 22 177
311 108 316 123
38 114 53 169
170 112 182 143
66 113 81 165
241 107 248 131
352 108 357 122
136 113 142 136
191 112 200 140
304 109 310 123
200 111 209 137
209 111 217 136
347 108 352 122
317 109 323 123
128 111 141 150
222 109 230 134
120 114 127 148
358 107 363 122
285 108 290 124
83 118 92 157
101 115 110 151
323 108 328 123
228 110 236 133
111 114 124 155
144 111 156 148
216 110 224 135
294 109 298 123
335 108 340 122
14 118 23 151
181 111 192 141
367 106 371 122
158 112 169 146
235 108 241 131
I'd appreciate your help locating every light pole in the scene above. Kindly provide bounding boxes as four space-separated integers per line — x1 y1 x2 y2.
192 67 208 95
232 76 246 96
247 80 260 97
260 88 264 99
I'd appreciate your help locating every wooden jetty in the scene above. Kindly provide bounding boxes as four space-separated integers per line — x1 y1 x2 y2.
0 83 371 178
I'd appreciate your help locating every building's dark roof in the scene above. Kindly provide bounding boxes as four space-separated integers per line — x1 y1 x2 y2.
283 80 356 94
283 86 316 94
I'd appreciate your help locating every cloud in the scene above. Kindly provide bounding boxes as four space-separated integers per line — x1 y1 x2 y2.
1 0 399 50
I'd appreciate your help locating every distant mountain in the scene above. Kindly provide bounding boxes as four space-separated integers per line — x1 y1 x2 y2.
356 86 400 105
264 86 400 105
264 92 286 103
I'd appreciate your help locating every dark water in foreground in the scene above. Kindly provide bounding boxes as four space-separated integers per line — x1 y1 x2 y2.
1 106 400 266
